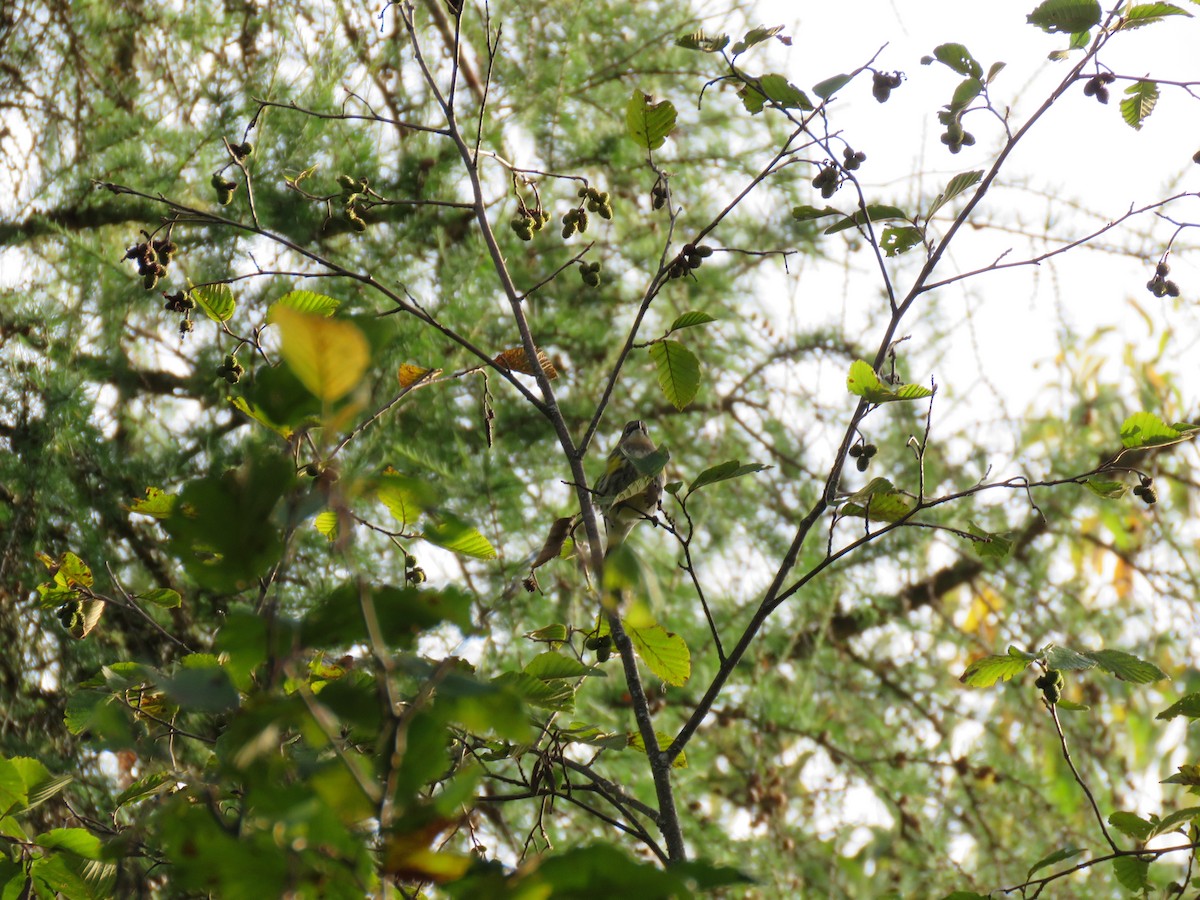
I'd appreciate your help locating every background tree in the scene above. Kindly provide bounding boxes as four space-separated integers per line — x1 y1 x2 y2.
1 0 1199 897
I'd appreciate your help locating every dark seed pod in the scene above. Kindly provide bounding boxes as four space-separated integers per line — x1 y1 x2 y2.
848 445 862 458
855 456 869 472
143 271 160 290
179 318 194 335
1165 281 1180 298
1156 261 1170 277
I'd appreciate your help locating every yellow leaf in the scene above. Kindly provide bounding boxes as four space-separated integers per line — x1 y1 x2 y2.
397 363 441 388
269 307 370 402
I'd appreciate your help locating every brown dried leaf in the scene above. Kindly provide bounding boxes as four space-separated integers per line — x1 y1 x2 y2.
531 516 575 571
494 346 559 379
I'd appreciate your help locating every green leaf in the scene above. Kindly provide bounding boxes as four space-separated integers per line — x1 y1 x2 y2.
126 486 177 519
731 24 784 55
625 90 677 151
812 73 851 99
1157 693 1200 720
0 756 29 816
1119 411 1198 448
740 74 812 114
423 512 497 560
377 470 437 527
313 509 338 541
986 61 1007 84
156 661 240 712
825 204 909 234
880 226 924 257
191 283 236 323
950 77 984 111
138 588 182 609
9 758 72 810
960 653 1031 687
1108 811 1153 841
926 170 984 219
1083 478 1128 499
688 459 771 493
1118 3 1192 30
1026 0 1103 33
114 771 174 810
560 722 629 751
846 359 933 403
228 395 294 439
269 306 370 403
1147 806 1200 838
792 204 843 221
675 30 730 53
966 524 1013 561
492 671 576 711
524 651 593 680
36 828 105 860
1026 846 1086 879
926 43 983 78
668 310 717 332
1043 645 1099 671
1119 79 1159 130
1055 699 1090 711
628 731 687 768
1163 764 1200 788
274 289 340 317
1082 649 1168 683
628 623 691 686
839 478 913 522
526 624 568 644
649 340 700 411
1111 855 1149 891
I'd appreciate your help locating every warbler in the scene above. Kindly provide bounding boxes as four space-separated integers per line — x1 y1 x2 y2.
592 420 665 554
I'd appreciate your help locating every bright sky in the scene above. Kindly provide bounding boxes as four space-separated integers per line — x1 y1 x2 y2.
711 1 1200 433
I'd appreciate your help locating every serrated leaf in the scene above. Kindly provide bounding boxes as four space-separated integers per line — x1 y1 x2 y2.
492 671 575 711
675 30 730 53
1119 411 1198 448
966 524 1013 560
825 205 909 235
812 73 851 99
739 73 812 114
927 170 984 219
274 289 339 317
313 510 338 541
1108 811 1154 841
1157 693 1200 720
840 488 912 523
1119 79 1159 130
228 395 294 439
880 226 923 257
36 828 105 860
688 460 771 493
846 359 933 403
950 77 983 111
8 758 70 811
560 722 628 750
927 43 983 78
1083 649 1168 683
397 364 441 388
1147 806 1200 838
423 512 497 560
1112 855 1149 891
1083 478 1127 499
377 470 437 527
138 588 181 609
526 624 569 644
1044 645 1099 671
114 771 174 810
191 283 236 323
1163 764 1200 787
524 651 593 680
1118 3 1191 30
628 731 687 768
668 311 717 332
1027 846 1086 879
625 90 677 151
494 346 559 379
792 204 843 221
1027 0 1103 33
731 24 784 55
126 487 177 519
269 306 370 403
629 623 691 686
649 340 700 411
960 654 1031 687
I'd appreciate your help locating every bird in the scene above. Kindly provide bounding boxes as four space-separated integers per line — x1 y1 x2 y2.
592 420 665 555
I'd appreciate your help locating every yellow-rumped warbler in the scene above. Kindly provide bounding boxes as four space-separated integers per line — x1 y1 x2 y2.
592 420 665 554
